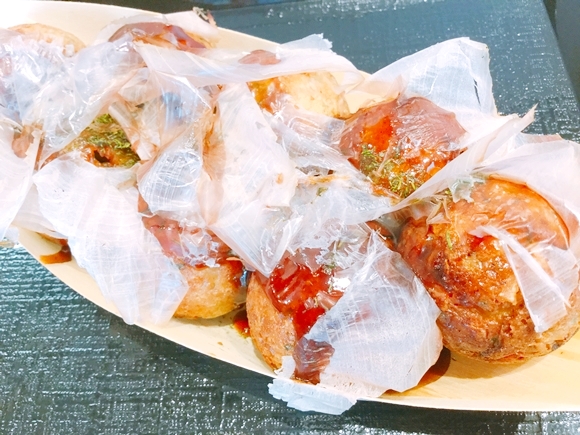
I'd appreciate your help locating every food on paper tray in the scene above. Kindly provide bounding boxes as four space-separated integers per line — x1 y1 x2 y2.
1 6 580 414
396 178 580 363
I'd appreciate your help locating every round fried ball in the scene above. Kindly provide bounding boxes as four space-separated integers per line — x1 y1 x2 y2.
339 97 466 198
141 211 247 320
396 178 580 362
246 273 296 369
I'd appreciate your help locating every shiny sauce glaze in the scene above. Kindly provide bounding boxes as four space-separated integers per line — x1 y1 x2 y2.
232 309 251 338
39 237 72 264
264 257 344 383
339 97 466 198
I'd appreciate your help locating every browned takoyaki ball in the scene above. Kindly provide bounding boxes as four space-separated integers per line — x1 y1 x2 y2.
246 273 296 369
396 178 580 362
246 256 342 377
339 96 466 198
248 72 351 119
142 213 248 320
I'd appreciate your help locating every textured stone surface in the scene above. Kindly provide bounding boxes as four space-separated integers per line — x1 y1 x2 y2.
2 0 580 432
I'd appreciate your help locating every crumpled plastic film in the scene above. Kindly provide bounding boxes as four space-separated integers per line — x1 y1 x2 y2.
288 177 393 254
138 127 206 224
33 157 187 325
11 184 62 239
471 135 580 332
353 38 501 135
479 134 580 259
471 225 576 333
264 103 349 173
269 377 357 415
110 69 213 161
0 29 69 124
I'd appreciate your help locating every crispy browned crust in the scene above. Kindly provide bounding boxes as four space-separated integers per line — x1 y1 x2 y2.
246 273 296 370
397 178 580 363
10 23 85 54
173 260 246 320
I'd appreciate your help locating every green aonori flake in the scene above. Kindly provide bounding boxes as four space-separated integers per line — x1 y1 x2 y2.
445 230 453 250
358 144 422 198
64 113 140 168
359 144 380 175
316 187 328 196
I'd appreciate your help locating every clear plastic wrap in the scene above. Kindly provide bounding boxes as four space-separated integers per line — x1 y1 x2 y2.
93 9 219 47
0 29 69 124
474 134 580 332
113 68 213 161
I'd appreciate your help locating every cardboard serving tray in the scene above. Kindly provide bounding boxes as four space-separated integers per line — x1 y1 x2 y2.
4 0 580 412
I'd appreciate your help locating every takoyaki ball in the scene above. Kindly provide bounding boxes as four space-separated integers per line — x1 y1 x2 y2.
396 178 580 362
248 72 351 119
246 273 296 369
10 23 85 55
339 97 466 198
142 213 248 320
246 256 342 377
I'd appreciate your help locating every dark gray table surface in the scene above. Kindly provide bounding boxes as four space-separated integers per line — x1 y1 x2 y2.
2 0 580 433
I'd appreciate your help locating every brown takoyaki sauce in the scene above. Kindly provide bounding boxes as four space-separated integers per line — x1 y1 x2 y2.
339 97 466 198
265 257 343 340
232 309 251 338
261 257 344 384
39 237 72 264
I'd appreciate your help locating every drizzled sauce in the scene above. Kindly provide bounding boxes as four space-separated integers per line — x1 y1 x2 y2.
266 257 342 340
39 238 72 264
264 257 344 384
232 310 251 338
